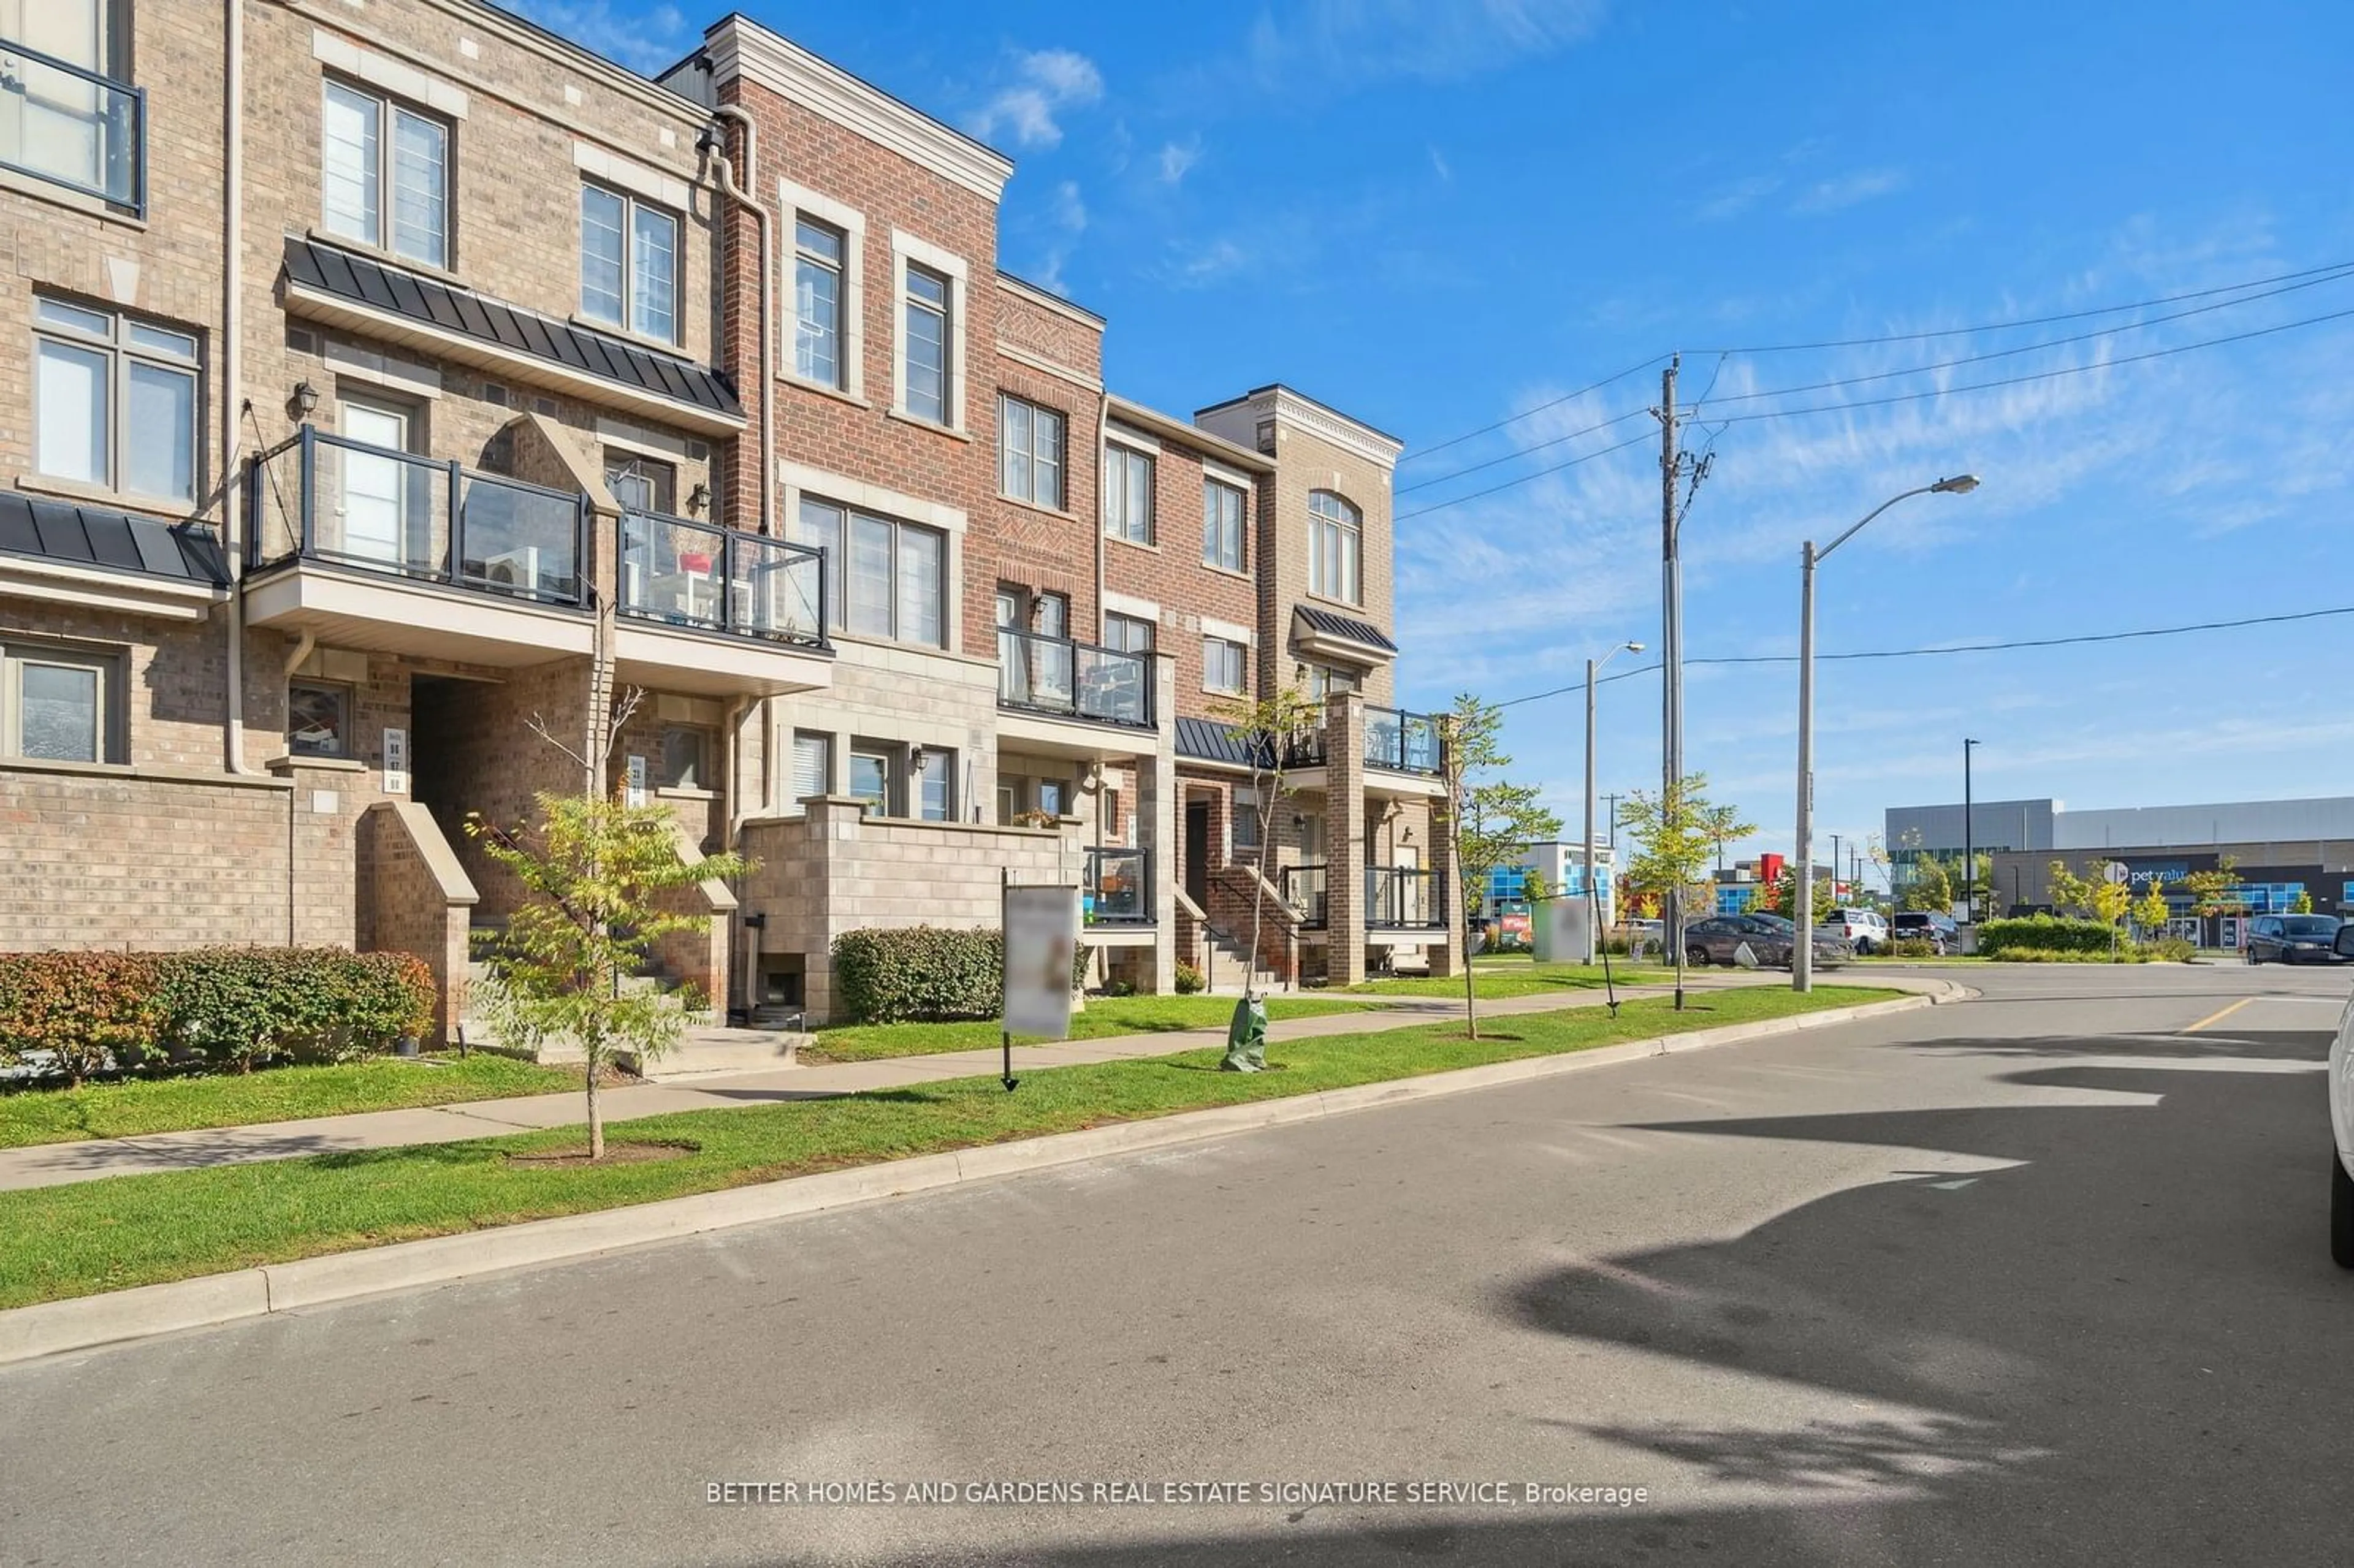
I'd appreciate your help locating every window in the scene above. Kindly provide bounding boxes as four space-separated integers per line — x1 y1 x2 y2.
1232 786 1260 851
1305 662 1360 701
793 218 845 386
604 451 676 514
1203 636 1246 694
658 725 711 790
33 296 199 503
913 747 953 822
791 731 832 805
848 747 891 816
1308 489 1362 604
1299 813 1325 861
999 394 1067 509
1203 479 1245 571
1102 788 1122 842
288 680 352 758
1104 444 1154 544
4 642 115 763
1037 778 1067 818
791 498 947 647
902 263 950 423
322 80 447 267
580 185 679 342
1105 612 1154 655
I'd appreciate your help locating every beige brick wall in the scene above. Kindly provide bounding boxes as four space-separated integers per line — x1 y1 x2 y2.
359 802 471 1041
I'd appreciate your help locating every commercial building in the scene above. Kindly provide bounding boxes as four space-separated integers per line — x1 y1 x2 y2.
1480 842 1617 929
0 1 1444 1028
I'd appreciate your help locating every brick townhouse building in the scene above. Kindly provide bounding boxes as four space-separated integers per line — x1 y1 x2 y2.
0 0 1450 1031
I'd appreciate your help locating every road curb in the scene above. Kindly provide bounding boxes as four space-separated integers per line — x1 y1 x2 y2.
0 989 1945 1368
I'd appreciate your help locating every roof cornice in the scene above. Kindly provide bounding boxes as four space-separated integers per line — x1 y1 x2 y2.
1198 384 1405 472
707 17 1014 202
1106 395 1273 474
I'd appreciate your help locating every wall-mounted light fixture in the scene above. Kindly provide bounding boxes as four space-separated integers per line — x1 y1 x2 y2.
289 380 319 421
687 481 712 515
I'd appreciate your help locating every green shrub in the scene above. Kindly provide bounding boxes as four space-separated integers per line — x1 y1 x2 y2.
1978 914 2120 957
831 927 1094 1023
0 951 166 1086
1987 947 2149 964
1889 937 1940 959
2148 935 2198 963
1174 961 1205 994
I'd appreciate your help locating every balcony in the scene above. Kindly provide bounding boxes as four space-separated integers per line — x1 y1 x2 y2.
1084 847 1153 928
243 426 595 666
1363 706 1442 775
1282 863 1329 931
1366 866 1446 931
613 512 834 696
0 37 143 213
996 626 1155 755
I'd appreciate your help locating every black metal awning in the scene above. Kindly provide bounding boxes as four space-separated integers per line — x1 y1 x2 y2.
0 492 228 587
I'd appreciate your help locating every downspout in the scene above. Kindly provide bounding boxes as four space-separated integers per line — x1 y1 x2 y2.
1093 398 1108 640
707 104 771 535
222 0 259 775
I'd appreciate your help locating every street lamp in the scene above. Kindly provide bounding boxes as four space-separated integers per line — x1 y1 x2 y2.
1796 474 1979 992
1584 640 1644 962
1963 737 1981 926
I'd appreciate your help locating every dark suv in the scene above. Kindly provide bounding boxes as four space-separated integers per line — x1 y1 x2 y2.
2244 913 2345 965
1892 911 1960 954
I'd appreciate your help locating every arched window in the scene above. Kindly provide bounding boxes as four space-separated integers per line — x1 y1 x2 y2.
1308 490 1361 604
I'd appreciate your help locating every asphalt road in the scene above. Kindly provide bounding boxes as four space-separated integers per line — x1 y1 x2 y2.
6 963 2352 1567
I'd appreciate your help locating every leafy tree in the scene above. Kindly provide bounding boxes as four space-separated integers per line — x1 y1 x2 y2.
2181 856 2249 919
1211 681 1322 1010
2047 859 2095 918
1437 693 1563 1039
1899 853 1953 914
1759 868 1835 923
1618 774 1751 1009
2134 879 2171 937
2292 888 2315 915
1702 803 1746 873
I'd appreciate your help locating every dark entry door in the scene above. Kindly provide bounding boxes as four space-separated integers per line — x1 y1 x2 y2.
1184 801 1211 910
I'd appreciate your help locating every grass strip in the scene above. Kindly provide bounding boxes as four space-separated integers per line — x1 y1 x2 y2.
806 994 1374 1063
1346 964 1680 998
0 1054 581 1152
0 986 1891 1309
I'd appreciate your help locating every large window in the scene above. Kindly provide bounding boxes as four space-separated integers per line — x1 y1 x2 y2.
603 451 676 515
4 642 116 763
845 739 954 821
1104 444 1154 544
793 497 947 647
999 394 1067 509
1308 490 1362 604
33 296 198 503
1305 663 1360 700
658 725 711 790
0 0 140 209
321 80 448 268
902 263 950 423
288 680 352 759
1105 612 1154 655
793 218 845 386
1203 636 1247 695
1203 478 1245 571
580 185 679 342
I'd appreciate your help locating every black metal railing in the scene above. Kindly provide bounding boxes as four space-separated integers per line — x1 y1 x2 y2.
1084 847 1152 926
1366 866 1445 929
619 511 826 647
1364 706 1442 774
248 426 588 606
0 37 144 213
1282 724 1327 767
1282 863 1329 929
997 626 1153 728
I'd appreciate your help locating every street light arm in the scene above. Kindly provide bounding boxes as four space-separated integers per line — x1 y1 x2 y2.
1817 485 1938 561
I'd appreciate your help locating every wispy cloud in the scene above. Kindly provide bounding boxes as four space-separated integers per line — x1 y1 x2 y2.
509 1 692 75
1156 137 1202 185
1695 173 1782 223
1237 0 1608 89
967 48 1105 150
1791 168 1909 215
1428 143 1453 183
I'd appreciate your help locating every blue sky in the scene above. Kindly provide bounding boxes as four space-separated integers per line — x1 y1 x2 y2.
520 0 2354 884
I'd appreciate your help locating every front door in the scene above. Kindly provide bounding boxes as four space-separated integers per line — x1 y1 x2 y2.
338 398 412 566
1184 800 1211 911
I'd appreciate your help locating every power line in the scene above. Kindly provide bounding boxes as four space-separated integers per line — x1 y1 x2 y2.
1494 604 2354 710
1395 406 1649 495
1694 257 2354 354
1397 354 1667 463
1394 428 1658 522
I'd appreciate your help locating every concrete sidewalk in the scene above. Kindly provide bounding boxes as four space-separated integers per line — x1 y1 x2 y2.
0 973 1828 1193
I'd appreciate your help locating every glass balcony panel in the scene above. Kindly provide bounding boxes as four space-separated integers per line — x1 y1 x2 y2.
0 43 142 208
458 471 581 603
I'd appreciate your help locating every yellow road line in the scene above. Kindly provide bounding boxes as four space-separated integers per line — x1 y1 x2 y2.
2181 996 2255 1034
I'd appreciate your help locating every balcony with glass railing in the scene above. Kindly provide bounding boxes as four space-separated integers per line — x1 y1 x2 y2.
618 512 826 647
1282 863 1329 930
0 35 144 213
247 425 587 606
1084 847 1153 927
1363 706 1442 774
1366 866 1445 930
997 626 1154 730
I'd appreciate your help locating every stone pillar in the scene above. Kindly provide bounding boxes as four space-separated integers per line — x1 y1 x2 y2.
1325 690 1368 986
271 756 367 950
1140 652 1179 994
800 795 867 1023
1427 788 1459 978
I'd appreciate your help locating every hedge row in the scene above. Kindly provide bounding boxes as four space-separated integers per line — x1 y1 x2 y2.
1978 914 2122 957
0 948 437 1086
831 927 1094 1024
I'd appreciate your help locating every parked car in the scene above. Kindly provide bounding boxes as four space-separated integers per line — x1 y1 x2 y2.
1829 908 1891 954
2244 913 2347 965
2327 923 2354 1265
1892 911 1961 954
1624 918 1667 959
1684 913 1852 970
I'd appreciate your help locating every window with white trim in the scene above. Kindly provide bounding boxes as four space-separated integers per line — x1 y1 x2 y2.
579 183 679 342
790 730 832 805
1203 636 1246 695
32 295 199 503
791 497 947 648
902 262 950 423
321 80 448 267
1203 478 1245 571
1308 489 1362 604
999 393 1066 509
793 218 845 386
3 641 118 763
1104 444 1154 544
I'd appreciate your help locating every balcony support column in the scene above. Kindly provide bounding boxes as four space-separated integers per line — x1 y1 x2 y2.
1140 651 1178 994
1428 795 1460 978
1326 690 1369 986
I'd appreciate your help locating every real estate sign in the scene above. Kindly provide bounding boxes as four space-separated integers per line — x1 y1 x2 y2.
1004 885 1080 1040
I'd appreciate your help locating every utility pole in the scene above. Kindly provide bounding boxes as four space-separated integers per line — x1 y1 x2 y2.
1655 356 1683 1003
1963 737 1980 925
1604 793 1621 854
1830 832 1843 904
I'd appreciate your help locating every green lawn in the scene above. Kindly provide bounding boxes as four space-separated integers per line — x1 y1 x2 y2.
0 1054 581 1152
1347 962 1680 999
0 986 1891 1309
805 994 1374 1062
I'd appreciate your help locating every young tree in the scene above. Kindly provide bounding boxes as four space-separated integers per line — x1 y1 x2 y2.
2182 856 2249 920
2086 867 2134 960
1437 693 1563 1040
1759 868 1835 923
1898 853 1953 914
467 689 748 1160
1211 681 1321 1008
1618 774 1751 1010
1702 803 1746 874
2134 878 2171 938
2047 859 2096 918
2292 888 2315 915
